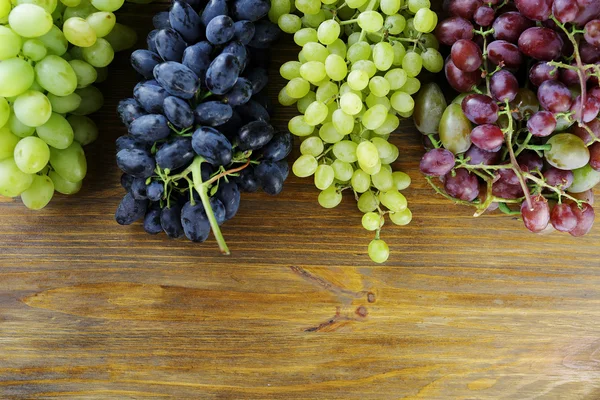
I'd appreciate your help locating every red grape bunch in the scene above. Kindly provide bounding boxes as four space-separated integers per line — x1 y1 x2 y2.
413 0 600 236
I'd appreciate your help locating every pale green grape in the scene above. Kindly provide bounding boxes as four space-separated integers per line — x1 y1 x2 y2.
0 158 34 197
421 47 443 73
370 137 393 159
319 122 345 143
340 92 362 115
358 11 384 32
392 41 406 66
324 54 347 81
299 61 326 84
372 42 394 71
317 185 342 208
22 39 47 61
413 8 436 33
13 136 50 173
331 159 353 182
346 70 368 91
313 76 331 87
64 0 100 20
421 32 439 49
49 141 87 182
73 85 103 115
347 0 367 8
63 17 98 47
278 13 302 34
286 77 311 99
104 23 136 52
302 42 329 63
15 0 57 14
392 171 411 190
90 0 123 12
49 169 82 194
278 87 297 106
402 51 422 77
569 164 600 193
400 76 421 94
0 26 22 59
397 108 414 118
371 168 394 191
362 104 388 130
86 11 116 37
347 42 371 63
295 0 320 15
35 55 77 96
332 109 355 135
280 61 301 80
48 92 82 114
368 239 389 263
302 9 327 28
304 101 329 126
268 0 290 23
379 189 407 212
317 19 340 45
288 115 314 136
0 58 35 98
300 136 324 157
380 0 401 14
69 60 98 88
314 164 334 190
294 28 318 46
21 174 54 209
390 208 412 225
39 25 68 56
67 115 97 145
358 190 379 212
0 126 20 160
384 68 408 90
36 112 74 149
351 60 377 78
9 4 53 38
0 97 9 129
333 140 358 163
408 0 430 12
390 90 414 113
350 169 370 193
380 143 399 164
82 37 114 67
356 140 380 171
347 32 361 47
327 38 346 58
316 81 338 103
386 14 406 35
292 154 318 177
0 0 10 18
369 76 390 97
297 91 316 114
14 90 52 127
362 212 382 231
8 113 35 137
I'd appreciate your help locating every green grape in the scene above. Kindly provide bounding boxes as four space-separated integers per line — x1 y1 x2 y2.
371 168 394 191
299 61 327 84
358 190 379 212
294 28 318 46
392 171 411 190
362 104 388 130
331 159 353 182
356 140 380 171
314 164 334 190
379 189 407 212
297 91 316 114
347 32 361 47
397 109 414 118
413 8 436 32
39 25 68 56
72 85 104 115
402 51 422 77
0 158 34 197
63 17 97 47
302 9 327 28
351 169 371 193
281 61 301 80
0 126 21 160
21 174 54 210
288 115 314 136
386 14 406 35
340 92 362 115
439 103 472 154
316 81 338 103
390 90 414 113
49 141 87 182
14 0 58 13
414 82 446 135
363 159 382 175
8 113 35 138
391 41 406 66
369 76 390 97
292 154 318 177
48 93 82 114
327 38 346 58
408 0 430 12
568 164 600 193
268 0 290 23
0 58 35 98
358 11 384 32
300 136 324 157
9 4 53 38
380 0 401 15
332 109 355 135
348 69 369 91
296 0 320 15
390 208 412 225
324 54 347 81
69 60 98 88
421 47 443 73
318 185 342 208
332 140 358 163
420 32 439 49
286 77 311 99
347 0 367 8
366 93 391 111
0 27 23 59
278 13 302 34
22 39 47 61
347 41 371 63
14 90 52 127
35 55 77 96
67 115 97 145
103 23 136 52
362 212 382 231
0 0 10 17
317 19 340 45
384 68 408 90
372 42 394 71
36 112 74 149
302 42 329 63
82 37 114 67
90 0 124 12
0 97 9 129
545 134 590 170
63 0 96 17
370 137 393 159
13 136 50 174
86 11 116 37
400 76 421 95
278 87 297 106
313 76 331 87
368 239 389 263
319 122 345 143
304 101 329 126
49 169 82 194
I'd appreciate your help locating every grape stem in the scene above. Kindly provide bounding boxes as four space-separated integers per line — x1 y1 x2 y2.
424 176 482 207
521 172 583 206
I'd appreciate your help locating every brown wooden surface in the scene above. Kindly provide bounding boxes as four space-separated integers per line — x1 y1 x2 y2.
2 4 600 399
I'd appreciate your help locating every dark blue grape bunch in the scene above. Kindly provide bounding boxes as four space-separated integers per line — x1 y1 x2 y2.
115 0 290 254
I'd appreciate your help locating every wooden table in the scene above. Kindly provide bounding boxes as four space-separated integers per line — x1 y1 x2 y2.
2 4 600 399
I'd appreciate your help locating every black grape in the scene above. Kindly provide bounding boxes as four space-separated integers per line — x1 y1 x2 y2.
234 166 259 192
146 29 159 53
156 137 195 170
131 50 162 79
129 114 171 142
260 130 292 161
232 0 269 21
133 80 168 114
276 160 289 180
163 96 194 129
216 110 243 140
243 67 268 93
117 98 146 128
234 20 255 45
169 0 203 43
116 193 148 225
221 40 248 70
182 41 213 80
116 148 156 178
215 181 240 220
131 178 148 200
153 62 200 99
116 136 150 153
248 20 280 48
210 197 226 225
206 15 235 45
192 126 233 166
181 201 211 242
155 28 187 62
205 53 241 95
220 78 253 106
144 208 163 234
201 0 228 26
237 120 275 150
194 101 233 126
153 11 171 29
161 204 185 238
121 173 134 190
146 181 165 201
254 161 284 195
236 99 270 122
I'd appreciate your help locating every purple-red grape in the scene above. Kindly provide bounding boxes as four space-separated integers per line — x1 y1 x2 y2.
487 40 523 69
537 80 573 113
470 124 504 152
521 196 550 233
420 148 456 177
569 202 595 237
572 190 595 205
514 0 552 21
580 41 600 64
529 62 559 87
544 167 574 189
492 181 524 199
446 0 483 20
553 0 580 23
527 111 556 137
590 142 600 171
490 70 518 102
474 6 495 26
444 168 480 201
492 11 535 43
585 20 600 48
451 39 483 72
518 27 564 61
498 168 519 186
559 64 581 86
436 17 474 46
571 95 600 123
550 203 578 232
445 58 483 92
465 145 501 165
572 119 600 145
518 150 543 172
461 94 499 125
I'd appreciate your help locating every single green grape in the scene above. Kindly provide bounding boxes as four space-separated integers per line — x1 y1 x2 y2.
362 212 382 231
390 208 412 225
21 174 54 210
300 136 324 157
392 171 411 190
314 164 335 190
368 239 390 263
317 185 342 208
292 154 318 177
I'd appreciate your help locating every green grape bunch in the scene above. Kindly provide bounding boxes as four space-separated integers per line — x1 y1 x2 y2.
271 0 439 262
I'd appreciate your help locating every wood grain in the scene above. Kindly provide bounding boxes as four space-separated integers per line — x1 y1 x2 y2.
1 3 600 399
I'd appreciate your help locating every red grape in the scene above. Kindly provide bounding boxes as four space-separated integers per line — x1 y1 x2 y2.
550 203 578 232
573 3 600 27
470 124 504 152
444 168 480 201
461 94 500 125
445 58 483 92
537 80 573 113
446 0 483 20
451 39 483 72
528 62 559 87
465 145 501 165
492 181 524 199
518 27 564 61
521 196 550 233
518 150 543 172
580 41 600 64
527 111 556 137
420 148 456 177
498 168 519 186
590 142 600 171
490 70 518 102
543 167 574 189
514 0 552 21
436 17 474 46
559 64 582 86
585 20 600 48
474 6 495 27
571 95 600 123
572 119 600 145
553 0 580 23
492 11 535 43
487 40 523 69
590 87 600 101
569 202 595 237
572 190 595 205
